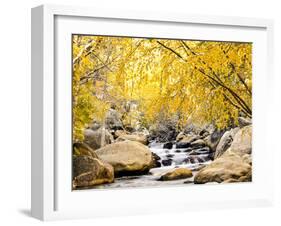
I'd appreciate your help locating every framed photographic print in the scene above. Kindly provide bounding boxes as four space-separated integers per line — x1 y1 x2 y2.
31 4 274 221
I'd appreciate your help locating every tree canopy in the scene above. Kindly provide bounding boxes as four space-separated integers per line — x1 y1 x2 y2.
72 35 252 142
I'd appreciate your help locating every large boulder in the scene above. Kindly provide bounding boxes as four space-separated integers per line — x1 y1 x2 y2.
73 156 114 188
73 142 98 159
84 128 114 150
229 125 252 156
194 126 252 184
116 133 148 145
95 140 153 175
204 130 225 152
194 150 252 184
159 168 193 181
214 128 239 159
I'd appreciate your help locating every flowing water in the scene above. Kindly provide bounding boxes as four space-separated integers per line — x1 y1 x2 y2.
89 141 213 189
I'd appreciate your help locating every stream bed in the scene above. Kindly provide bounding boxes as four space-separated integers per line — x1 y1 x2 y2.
89 141 213 189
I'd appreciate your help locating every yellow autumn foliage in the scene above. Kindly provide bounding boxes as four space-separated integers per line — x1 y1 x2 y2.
72 35 252 141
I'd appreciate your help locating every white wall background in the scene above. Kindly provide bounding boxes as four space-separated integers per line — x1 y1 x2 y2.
0 0 280 225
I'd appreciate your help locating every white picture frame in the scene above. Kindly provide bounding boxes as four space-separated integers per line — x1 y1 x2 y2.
31 4 274 221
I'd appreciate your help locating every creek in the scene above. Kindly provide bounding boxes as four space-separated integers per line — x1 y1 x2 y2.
91 140 212 189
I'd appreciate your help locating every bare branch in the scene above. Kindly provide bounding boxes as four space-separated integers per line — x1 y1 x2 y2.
157 41 186 61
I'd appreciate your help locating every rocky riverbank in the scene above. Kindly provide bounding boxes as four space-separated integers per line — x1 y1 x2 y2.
72 109 252 189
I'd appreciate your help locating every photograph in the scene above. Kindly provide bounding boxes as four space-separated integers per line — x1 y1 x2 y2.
72 35 252 190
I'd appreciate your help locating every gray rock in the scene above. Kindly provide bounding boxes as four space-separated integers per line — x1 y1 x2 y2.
88 121 101 131
105 108 123 130
73 142 99 159
162 159 173 166
238 117 252 127
176 132 186 142
204 130 225 152
176 142 191 149
116 133 148 145
148 117 178 142
84 128 114 150
180 134 200 143
151 152 161 168
73 156 114 188
190 139 207 149
163 142 173 149
189 147 211 155
214 127 239 159
228 125 252 156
